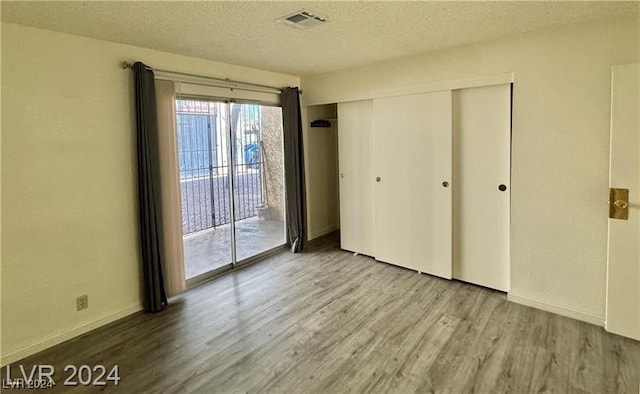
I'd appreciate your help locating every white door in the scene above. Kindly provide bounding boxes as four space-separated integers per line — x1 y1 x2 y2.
606 63 639 340
373 91 453 279
452 84 511 291
337 100 375 256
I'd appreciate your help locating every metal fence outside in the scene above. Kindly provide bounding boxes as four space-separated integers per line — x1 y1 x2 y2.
177 100 265 235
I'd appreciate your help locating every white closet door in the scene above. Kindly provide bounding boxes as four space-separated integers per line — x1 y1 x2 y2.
373 91 453 279
453 84 511 291
606 64 639 340
452 84 511 292
338 100 375 256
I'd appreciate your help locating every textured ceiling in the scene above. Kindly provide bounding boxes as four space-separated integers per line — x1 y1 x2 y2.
2 1 638 76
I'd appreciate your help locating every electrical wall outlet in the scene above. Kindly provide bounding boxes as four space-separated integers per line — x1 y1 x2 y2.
76 294 88 311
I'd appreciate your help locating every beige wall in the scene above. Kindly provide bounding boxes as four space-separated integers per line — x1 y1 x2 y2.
0 23 298 365
301 17 639 323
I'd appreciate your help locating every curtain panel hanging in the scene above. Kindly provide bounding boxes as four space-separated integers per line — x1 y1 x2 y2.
134 62 168 312
281 87 307 253
155 80 186 297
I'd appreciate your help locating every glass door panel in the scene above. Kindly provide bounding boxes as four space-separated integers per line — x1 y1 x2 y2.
177 99 233 279
230 103 286 262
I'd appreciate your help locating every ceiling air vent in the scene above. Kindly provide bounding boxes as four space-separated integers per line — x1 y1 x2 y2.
277 9 327 30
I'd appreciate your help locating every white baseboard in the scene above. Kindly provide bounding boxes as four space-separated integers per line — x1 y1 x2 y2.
508 293 604 326
1 301 142 366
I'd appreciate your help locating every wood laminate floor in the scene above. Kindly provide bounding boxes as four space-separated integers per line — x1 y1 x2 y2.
4 236 639 393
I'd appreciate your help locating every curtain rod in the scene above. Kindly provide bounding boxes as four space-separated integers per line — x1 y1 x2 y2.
121 61 300 95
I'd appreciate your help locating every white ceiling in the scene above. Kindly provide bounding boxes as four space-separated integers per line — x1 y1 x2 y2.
2 1 638 77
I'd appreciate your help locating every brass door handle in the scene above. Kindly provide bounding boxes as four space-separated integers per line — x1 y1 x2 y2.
609 188 629 220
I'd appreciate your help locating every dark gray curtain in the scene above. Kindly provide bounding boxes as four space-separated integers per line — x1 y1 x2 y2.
134 62 168 312
281 87 307 253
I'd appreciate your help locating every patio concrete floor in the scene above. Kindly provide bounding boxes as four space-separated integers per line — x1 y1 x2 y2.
183 217 285 279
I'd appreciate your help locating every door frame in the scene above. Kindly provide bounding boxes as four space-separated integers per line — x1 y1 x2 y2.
305 73 515 106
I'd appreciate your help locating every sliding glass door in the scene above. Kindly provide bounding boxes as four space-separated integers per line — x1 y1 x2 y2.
176 98 286 280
